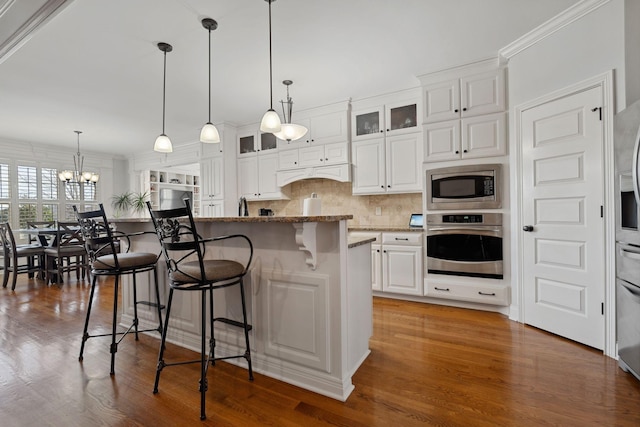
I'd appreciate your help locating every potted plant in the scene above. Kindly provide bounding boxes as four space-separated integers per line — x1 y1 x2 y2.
111 192 132 217
130 191 149 216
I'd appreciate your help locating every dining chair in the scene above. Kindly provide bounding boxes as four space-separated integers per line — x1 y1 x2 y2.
44 222 89 285
147 199 253 421
0 222 46 290
73 204 164 375
26 220 56 247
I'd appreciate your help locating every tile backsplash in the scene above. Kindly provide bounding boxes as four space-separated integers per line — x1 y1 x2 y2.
247 178 422 227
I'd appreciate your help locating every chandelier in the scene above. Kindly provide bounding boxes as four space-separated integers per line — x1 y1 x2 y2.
273 80 308 141
58 130 99 184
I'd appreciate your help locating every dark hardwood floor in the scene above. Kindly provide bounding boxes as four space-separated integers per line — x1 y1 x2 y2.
0 274 638 426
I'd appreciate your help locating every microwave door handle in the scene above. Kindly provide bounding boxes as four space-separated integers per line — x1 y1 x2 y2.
632 125 640 207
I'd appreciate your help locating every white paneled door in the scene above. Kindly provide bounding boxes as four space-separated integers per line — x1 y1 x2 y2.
521 86 604 350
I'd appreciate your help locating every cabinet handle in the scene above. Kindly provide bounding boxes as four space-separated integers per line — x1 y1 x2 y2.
478 291 496 296
395 238 409 241
434 287 450 292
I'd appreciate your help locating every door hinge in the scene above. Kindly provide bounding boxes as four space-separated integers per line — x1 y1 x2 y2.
591 106 602 121
600 205 604 218
601 302 604 315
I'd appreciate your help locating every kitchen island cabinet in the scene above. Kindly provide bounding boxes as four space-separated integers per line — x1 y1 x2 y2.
111 215 372 401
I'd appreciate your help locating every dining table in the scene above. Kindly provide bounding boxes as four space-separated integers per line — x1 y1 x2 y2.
16 226 83 282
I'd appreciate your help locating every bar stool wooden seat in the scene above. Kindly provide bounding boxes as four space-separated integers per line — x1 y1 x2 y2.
73 204 164 375
147 199 253 421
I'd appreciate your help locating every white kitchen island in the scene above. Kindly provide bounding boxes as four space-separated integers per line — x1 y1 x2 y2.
111 215 373 401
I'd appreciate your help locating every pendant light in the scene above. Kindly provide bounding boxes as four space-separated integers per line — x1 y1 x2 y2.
154 42 173 153
273 80 308 142
200 18 220 143
260 0 281 133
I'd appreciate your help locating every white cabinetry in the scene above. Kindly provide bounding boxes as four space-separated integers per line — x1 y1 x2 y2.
351 91 423 195
423 112 506 162
275 103 351 186
351 231 423 296
200 156 224 217
237 127 288 201
425 278 509 306
141 169 200 215
422 68 506 123
352 133 422 194
419 60 508 163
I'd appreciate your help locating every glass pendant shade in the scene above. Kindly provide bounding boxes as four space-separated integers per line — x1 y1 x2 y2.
200 122 220 143
154 134 173 153
273 123 308 141
260 109 281 132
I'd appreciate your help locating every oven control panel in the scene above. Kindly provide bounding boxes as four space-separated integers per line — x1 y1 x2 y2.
442 214 483 223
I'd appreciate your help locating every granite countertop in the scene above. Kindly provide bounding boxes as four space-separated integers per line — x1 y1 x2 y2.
348 226 424 232
347 236 377 249
110 215 353 223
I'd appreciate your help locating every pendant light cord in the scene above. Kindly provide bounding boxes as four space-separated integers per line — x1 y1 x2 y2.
162 49 167 134
268 0 273 109
208 26 212 122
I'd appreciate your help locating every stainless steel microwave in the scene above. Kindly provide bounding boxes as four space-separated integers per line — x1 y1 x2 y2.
426 164 502 210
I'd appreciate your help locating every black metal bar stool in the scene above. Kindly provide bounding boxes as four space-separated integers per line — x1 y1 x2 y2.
73 204 164 375
147 199 253 421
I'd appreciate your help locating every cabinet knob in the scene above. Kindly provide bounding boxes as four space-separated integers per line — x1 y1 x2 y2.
294 161 297 165
320 158 323 162
455 150 459 154
325 158 328 161
454 109 459 113
387 185 391 188
311 139 315 142
462 107 467 111
463 149 467 153
381 185 384 189
376 249 380 253
380 130 384 133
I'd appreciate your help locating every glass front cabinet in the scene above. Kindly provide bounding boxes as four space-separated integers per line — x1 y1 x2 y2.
352 98 420 142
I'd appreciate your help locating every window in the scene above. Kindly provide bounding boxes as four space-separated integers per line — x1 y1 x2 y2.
17 165 37 199
41 168 58 200
0 203 9 222
0 163 9 199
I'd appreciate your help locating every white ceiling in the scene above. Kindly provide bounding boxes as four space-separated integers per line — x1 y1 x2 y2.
0 0 578 156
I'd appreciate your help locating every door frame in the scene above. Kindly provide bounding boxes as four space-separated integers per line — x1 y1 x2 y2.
510 70 616 357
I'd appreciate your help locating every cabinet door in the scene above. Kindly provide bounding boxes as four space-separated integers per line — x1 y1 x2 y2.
351 106 384 141
201 200 224 217
257 153 280 198
200 157 223 199
351 138 386 195
382 245 423 295
259 132 278 153
422 78 460 123
461 112 507 159
237 157 258 198
386 133 422 193
460 69 506 118
238 131 258 157
278 149 299 170
385 99 420 136
372 244 382 291
323 142 349 165
305 111 347 145
423 120 461 163
298 145 325 167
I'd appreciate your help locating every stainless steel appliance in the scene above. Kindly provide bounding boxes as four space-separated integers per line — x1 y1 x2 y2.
426 164 502 210
614 100 640 382
426 213 503 279
159 189 193 210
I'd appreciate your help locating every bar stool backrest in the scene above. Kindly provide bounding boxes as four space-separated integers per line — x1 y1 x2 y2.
73 204 122 271
146 199 207 284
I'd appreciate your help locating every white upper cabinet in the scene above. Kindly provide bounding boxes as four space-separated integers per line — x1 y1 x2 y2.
422 68 506 124
238 152 286 201
238 129 278 158
277 105 349 149
423 112 507 162
352 96 421 142
200 156 223 200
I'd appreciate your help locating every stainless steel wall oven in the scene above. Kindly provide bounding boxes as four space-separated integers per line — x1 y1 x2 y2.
426 213 503 279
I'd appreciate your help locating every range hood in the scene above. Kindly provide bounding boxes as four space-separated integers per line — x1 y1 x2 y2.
276 163 351 187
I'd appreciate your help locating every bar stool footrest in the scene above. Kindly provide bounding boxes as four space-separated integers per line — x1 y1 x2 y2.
214 317 252 331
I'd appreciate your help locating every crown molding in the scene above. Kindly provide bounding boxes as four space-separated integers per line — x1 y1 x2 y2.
499 0 611 61
0 0 72 65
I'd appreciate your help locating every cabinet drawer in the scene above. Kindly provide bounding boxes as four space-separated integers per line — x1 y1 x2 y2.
426 281 509 306
382 232 421 246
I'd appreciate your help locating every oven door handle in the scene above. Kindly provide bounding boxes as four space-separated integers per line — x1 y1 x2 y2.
427 227 502 237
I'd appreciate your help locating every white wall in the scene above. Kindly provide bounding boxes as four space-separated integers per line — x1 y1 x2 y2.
508 0 625 112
